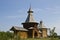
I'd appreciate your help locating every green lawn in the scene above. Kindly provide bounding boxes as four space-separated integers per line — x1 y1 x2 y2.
10 38 60 40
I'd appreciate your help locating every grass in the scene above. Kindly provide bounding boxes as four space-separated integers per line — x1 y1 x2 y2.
10 38 60 40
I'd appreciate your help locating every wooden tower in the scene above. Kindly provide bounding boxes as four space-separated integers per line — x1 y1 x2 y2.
39 21 47 38
22 6 38 29
22 6 40 38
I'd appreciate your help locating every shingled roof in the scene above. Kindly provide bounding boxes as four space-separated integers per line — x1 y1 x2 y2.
25 6 36 23
28 27 34 29
10 26 28 31
39 21 46 28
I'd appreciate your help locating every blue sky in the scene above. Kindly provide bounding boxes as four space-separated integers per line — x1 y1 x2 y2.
0 0 60 35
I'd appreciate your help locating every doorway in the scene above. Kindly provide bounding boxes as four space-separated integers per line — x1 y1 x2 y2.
34 32 38 38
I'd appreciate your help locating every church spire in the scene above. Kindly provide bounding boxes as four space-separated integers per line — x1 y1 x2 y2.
25 5 35 22
39 21 46 28
27 5 33 13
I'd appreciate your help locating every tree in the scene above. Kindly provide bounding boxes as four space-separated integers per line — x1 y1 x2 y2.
0 31 14 40
53 32 57 38
49 27 57 40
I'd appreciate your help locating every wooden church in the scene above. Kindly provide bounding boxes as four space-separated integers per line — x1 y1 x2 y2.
10 6 48 38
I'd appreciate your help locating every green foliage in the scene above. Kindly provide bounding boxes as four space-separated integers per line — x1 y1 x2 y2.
0 31 60 40
49 27 59 40
13 38 60 40
0 31 13 40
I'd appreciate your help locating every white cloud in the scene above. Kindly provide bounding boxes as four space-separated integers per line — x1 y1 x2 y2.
33 6 60 35
5 14 26 19
3 6 60 35
7 16 21 18
33 6 60 14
